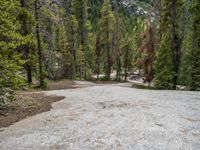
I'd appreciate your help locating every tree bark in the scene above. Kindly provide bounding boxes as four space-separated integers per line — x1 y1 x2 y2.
124 48 129 82
20 0 32 85
96 35 101 81
106 15 111 80
115 1 121 81
35 0 44 87
171 0 181 89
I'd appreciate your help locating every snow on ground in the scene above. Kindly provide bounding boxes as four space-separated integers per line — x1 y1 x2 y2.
0 82 200 150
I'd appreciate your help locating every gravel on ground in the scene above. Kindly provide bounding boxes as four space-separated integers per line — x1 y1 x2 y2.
0 81 200 150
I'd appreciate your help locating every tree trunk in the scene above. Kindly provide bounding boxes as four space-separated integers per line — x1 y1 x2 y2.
115 2 121 81
96 34 101 81
117 58 121 81
35 0 44 87
106 16 111 80
20 0 32 85
124 48 129 82
97 62 100 80
83 4 87 80
124 67 127 82
171 0 181 89
71 25 77 79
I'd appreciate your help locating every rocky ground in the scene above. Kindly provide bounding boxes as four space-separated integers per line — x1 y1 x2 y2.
0 81 200 150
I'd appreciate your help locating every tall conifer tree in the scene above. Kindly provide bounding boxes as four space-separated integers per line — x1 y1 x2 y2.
188 0 200 90
99 0 115 80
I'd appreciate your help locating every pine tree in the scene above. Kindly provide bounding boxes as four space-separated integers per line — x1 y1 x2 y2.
113 0 124 81
73 0 88 79
123 39 132 82
18 0 35 85
95 33 101 80
0 0 25 103
187 0 200 90
155 33 174 89
62 0 78 79
138 22 156 86
88 0 103 30
154 0 183 89
178 0 191 86
99 0 115 80
56 22 73 79
35 0 45 88
135 18 146 76
171 0 183 89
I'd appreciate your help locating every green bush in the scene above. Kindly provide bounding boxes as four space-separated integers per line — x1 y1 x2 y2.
0 88 15 106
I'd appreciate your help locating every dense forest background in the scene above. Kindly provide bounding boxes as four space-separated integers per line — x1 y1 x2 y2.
0 0 200 103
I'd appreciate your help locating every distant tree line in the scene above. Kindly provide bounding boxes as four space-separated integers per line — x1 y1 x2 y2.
0 0 200 104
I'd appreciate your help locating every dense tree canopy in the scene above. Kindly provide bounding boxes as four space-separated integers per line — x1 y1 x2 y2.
1 0 200 104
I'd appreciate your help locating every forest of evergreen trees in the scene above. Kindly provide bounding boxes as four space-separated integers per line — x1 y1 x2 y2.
0 0 200 103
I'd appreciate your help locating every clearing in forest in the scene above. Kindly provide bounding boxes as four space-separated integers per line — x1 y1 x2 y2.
0 82 200 150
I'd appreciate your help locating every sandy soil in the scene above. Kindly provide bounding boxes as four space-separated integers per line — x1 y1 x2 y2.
0 81 200 150
0 93 64 128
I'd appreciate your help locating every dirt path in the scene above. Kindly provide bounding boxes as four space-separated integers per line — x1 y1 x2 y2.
0 82 200 150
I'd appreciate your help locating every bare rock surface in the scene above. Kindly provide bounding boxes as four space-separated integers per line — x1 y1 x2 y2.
0 82 200 150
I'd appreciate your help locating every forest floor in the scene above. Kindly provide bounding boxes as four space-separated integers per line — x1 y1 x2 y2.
0 93 64 128
0 79 75 128
0 81 200 149
47 80 75 90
